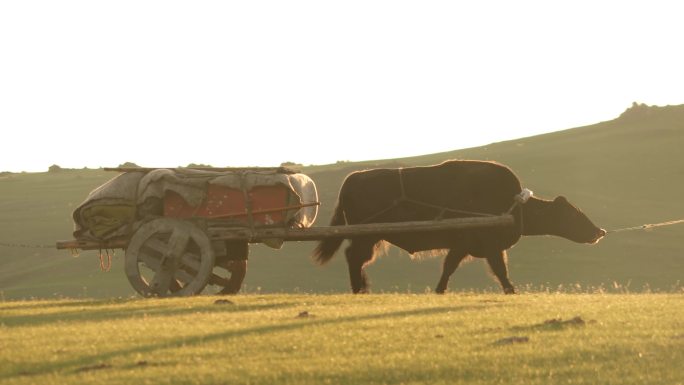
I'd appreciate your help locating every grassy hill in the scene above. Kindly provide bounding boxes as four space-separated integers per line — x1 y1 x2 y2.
1 103 683 299
2 294 683 384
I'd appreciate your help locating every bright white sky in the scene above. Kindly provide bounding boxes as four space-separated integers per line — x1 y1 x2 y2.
1 1 683 172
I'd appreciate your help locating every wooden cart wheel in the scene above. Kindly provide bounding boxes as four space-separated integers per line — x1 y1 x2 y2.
220 260 247 294
204 241 248 295
125 218 215 297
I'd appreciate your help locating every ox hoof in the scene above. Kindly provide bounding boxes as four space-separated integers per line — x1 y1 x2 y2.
503 287 516 295
435 288 446 295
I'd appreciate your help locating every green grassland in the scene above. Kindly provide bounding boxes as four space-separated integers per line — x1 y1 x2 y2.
1 293 683 385
1 103 684 298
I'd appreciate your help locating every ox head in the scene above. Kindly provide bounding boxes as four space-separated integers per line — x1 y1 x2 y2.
548 196 606 244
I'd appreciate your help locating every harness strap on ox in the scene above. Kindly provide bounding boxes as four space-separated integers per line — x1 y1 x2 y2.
507 188 534 214
359 170 532 224
398 167 408 201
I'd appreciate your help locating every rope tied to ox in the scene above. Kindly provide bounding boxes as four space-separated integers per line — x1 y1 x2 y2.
606 218 684 234
501 188 683 236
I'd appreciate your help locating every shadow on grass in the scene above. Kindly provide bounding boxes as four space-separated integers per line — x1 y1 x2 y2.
0 301 298 328
4 304 495 378
510 316 590 333
0 298 134 312
291 366 483 385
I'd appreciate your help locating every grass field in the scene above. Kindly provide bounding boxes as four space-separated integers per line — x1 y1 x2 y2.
1 103 684 299
1 293 683 385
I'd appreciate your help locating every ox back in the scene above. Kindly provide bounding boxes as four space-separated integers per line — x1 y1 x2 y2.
336 160 523 254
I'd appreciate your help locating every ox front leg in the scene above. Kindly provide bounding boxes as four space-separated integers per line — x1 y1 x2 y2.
345 238 378 294
435 249 468 294
485 250 516 294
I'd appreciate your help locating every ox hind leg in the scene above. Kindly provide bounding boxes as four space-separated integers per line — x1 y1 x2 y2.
435 249 468 294
485 249 516 294
345 237 382 294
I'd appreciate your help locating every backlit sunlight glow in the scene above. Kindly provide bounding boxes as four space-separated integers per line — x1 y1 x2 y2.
1 1 683 172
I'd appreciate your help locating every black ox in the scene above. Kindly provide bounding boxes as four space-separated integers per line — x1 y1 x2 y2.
312 160 606 294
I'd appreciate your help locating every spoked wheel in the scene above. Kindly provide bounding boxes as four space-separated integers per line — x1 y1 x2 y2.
205 241 248 295
125 218 215 297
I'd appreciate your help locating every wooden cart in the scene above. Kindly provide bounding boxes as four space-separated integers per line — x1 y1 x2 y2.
57 215 514 297
56 167 514 297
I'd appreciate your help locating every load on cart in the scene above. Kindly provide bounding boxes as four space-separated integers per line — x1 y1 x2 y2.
66 166 319 297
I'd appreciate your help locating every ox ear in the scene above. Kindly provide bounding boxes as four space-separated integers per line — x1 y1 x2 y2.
554 196 569 205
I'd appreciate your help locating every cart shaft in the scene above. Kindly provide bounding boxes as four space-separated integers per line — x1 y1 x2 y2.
57 215 514 250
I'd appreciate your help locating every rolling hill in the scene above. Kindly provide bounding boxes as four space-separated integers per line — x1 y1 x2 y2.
1 102 683 299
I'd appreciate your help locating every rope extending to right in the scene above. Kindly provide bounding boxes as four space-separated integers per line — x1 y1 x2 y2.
607 218 684 234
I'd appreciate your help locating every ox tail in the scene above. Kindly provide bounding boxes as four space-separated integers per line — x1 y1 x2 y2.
312 201 346 265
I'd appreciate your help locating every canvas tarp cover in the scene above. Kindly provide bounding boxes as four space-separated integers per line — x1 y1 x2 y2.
72 171 144 240
72 169 319 247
